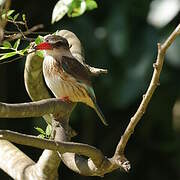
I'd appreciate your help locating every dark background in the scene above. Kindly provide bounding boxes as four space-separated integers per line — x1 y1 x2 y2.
0 0 180 179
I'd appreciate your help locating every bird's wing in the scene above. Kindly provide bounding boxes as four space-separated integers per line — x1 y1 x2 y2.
61 55 91 86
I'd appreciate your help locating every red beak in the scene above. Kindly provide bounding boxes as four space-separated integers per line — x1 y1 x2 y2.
35 42 52 50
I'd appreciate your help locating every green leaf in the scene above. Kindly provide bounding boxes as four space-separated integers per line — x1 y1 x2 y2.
36 51 44 58
85 0 97 10
16 50 24 56
7 10 15 17
8 16 13 20
22 14 26 22
13 39 20 50
68 0 86 17
34 127 45 135
3 41 12 48
0 52 17 60
0 46 10 49
38 134 45 139
45 124 52 137
35 35 44 45
1 10 14 19
51 0 73 24
13 13 19 21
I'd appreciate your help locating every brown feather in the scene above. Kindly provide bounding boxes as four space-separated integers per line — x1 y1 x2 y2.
60 56 91 86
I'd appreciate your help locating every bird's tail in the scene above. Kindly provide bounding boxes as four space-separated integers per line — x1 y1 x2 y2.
86 87 108 126
93 102 108 126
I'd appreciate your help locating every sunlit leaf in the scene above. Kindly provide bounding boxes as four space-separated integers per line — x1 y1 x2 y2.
34 127 45 135
45 124 52 137
7 10 15 17
0 46 10 49
13 13 19 21
51 0 73 24
13 39 20 50
68 0 86 17
35 35 44 45
8 16 13 20
1 10 14 19
17 50 24 56
0 52 17 60
3 41 12 48
36 51 44 58
38 134 45 139
86 0 97 10
22 14 26 22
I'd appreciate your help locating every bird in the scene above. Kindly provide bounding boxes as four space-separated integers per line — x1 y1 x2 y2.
34 34 108 126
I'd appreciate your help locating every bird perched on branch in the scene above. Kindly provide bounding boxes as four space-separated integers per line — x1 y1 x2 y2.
34 34 108 126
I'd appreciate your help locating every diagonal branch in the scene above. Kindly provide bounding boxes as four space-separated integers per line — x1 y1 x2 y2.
115 24 180 156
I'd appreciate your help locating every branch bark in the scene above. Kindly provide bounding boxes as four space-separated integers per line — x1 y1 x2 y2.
0 99 73 118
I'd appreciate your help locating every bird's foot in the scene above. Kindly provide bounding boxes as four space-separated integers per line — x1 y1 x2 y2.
60 96 71 103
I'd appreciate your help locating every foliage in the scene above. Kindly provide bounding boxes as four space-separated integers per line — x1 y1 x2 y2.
35 124 52 139
51 0 97 23
0 39 27 60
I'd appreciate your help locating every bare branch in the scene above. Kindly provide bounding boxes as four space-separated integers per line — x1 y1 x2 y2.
0 98 73 118
5 24 44 41
86 65 108 76
0 127 129 176
54 119 130 176
115 23 180 156
0 130 105 166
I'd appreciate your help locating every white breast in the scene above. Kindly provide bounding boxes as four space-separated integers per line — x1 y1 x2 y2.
43 55 93 106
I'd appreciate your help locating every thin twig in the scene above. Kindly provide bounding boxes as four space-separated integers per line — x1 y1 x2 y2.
86 65 108 76
7 20 25 25
115 23 180 156
5 24 44 41
4 30 51 35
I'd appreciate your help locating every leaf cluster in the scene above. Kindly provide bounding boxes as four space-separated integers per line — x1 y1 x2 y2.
35 124 52 139
52 0 97 23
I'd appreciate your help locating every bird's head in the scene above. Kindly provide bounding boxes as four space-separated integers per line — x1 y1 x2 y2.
34 35 71 57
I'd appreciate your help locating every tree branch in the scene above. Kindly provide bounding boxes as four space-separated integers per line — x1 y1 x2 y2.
0 140 35 179
114 24 180 156
5 24 44 41
0 130 105 167
86 65 108 76
0 98 73 118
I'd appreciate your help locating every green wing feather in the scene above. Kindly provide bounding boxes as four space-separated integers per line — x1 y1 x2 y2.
87 86 108 126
